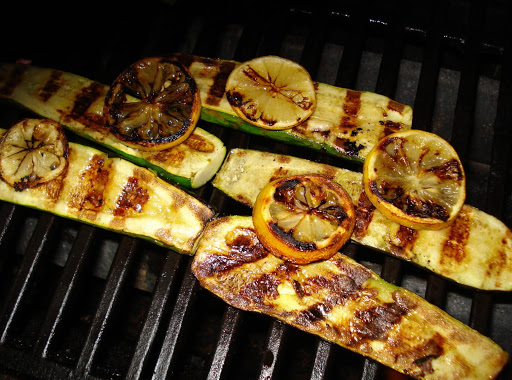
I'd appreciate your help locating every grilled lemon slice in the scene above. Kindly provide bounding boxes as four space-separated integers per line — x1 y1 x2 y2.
104 57 201 151
0 118 68 191
363 130 466 230
252 174 355 264
225 56 316 130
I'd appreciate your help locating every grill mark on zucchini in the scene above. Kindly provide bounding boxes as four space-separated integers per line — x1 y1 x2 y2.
41 170 66 204
114 176 149 217
409 335 445 376
333 137 365 156
350 291 415 344
172 53 235 107
240 272 281 305
296 302 331 324
39 70 63 102
390 226 419 260
71 82 105 117
206 60 236 107
342 89 361 126
353 192 376 240
194 226 269 278
68 153 110 220
441 207 470 264
387 99 406 115
0 64 25 96
182 133 215 153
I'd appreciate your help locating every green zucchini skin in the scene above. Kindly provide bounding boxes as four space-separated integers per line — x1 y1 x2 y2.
173 53 413 164
0 133 215 255
212 148 512 291
193 215 508 380
0 63 226 189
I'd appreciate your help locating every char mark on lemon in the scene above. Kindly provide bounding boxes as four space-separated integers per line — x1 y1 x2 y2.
353 192 376 240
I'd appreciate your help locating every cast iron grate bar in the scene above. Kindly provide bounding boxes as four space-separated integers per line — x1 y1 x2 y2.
126 251 185 379
33 224 97 358
485 7 512 223
449 0 485 162
74 236 138 379
411 0 444 132
0 212 57 344
258 319 288 380
151 259 200 379
309 339 333 379
0 204 16 247
205 306 243 380
334 9 367 90
299 8 329 78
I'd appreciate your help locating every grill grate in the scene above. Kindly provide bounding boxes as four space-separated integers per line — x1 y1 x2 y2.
1 1 511 379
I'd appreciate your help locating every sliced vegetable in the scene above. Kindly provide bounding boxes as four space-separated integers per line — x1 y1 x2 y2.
225 55 316 130
104 57 201 151
192 215 508 380
0 62 226 188
363 130 466 230
171 53 413 163
252 174 355 264
212 148 512 291
0 124 215 254
0 118 68 190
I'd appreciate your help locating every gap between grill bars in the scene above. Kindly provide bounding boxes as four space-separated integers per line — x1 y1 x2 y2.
1 1 511 379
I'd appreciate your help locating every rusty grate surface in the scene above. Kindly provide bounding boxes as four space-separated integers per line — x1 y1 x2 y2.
1 1 511 379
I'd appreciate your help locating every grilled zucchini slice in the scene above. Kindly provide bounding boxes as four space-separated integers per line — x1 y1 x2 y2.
0 63 226 188
0 126 215 254
192 215 508 380
212 148 512 291
171 53 413 163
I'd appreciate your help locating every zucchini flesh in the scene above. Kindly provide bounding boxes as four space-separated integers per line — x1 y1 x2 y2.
0 132 215 254
0 63 226 189
212 148 512 291
171 53 413 163
192 215 508 380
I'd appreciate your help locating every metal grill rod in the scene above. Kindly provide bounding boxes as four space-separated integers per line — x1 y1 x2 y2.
126 252 184 379
0 213 57 344
74 236 138 379
34 224 97 358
